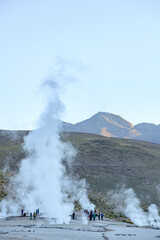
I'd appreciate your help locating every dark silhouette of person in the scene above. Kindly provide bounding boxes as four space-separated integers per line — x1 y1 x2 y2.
89 211 93 221
72 212 75 220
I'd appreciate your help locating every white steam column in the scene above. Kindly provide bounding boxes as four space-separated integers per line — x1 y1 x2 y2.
0 78 94 223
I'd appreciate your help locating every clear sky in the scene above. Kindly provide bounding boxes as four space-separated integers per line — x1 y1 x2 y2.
0 0 160 130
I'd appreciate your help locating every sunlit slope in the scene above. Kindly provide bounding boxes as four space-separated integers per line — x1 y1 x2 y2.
0 130 160 207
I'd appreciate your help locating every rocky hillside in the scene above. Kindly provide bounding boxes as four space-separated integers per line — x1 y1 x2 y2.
0 129 160 211
65 132 160 208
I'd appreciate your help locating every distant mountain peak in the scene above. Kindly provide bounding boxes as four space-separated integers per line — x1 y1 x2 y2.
64 112 141 139
62 112 160 144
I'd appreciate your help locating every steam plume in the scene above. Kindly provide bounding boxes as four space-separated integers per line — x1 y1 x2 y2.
0 69 94 223
108 186 160 228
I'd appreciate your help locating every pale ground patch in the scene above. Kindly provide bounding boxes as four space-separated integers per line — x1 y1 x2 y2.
0 216 160 240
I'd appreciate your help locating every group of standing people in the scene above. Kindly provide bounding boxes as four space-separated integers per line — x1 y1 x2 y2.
30 208 39 220
84 209 103 221
21 208 103 221
21 209 26 217
21 209 39 220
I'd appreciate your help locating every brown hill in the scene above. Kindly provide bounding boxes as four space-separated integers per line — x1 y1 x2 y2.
64 132 160 207
0 130 160 212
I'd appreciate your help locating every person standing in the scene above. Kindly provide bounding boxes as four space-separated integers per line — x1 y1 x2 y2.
92 211 95 221
21 209 23 217
72 212 75 220
33 212 36 220
89 211 93 221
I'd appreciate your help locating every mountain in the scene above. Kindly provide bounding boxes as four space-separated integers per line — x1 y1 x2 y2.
134 123 160 144
63 112 160 144
63 112 141 138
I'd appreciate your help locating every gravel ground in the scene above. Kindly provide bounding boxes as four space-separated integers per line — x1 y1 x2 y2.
0 216 160 240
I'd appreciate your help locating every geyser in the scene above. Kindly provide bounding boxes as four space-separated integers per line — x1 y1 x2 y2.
108 186 160 228
0 77 94 223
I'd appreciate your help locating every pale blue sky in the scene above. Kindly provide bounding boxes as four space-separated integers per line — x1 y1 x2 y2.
0 0 160 130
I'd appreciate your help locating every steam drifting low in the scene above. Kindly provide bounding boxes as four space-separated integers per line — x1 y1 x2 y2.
0 76 94 223
108 187 160 228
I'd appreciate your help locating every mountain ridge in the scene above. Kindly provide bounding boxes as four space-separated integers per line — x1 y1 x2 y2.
63 112 160 144
0 112 159 144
